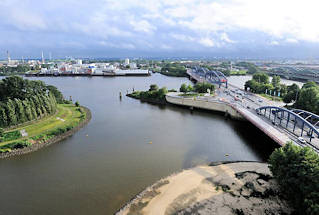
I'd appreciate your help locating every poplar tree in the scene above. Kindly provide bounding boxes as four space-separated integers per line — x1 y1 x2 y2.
6 99 17 126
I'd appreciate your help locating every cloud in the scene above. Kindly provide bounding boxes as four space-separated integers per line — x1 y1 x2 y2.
285 38 298 44
270 41 279 46
1 0 319 57
220 33 235 43
130 20 156 33
199 38 216 47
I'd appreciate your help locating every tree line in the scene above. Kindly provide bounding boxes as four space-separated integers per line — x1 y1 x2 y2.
0 76 65 128
245 72 319 115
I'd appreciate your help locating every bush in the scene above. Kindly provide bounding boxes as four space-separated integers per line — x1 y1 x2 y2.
2 130 21 142
194 82 215 93
75 101 80 107
268 142 319 215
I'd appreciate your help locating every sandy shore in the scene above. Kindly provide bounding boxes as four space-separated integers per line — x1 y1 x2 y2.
116 162 291 215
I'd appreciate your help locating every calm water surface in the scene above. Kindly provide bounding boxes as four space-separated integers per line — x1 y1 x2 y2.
228 75 304 89
0 74 278 215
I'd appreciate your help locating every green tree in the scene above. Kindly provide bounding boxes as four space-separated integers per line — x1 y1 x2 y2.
14 98 26 123
23 99 33 121
295 86 319 113
149 84 159 91
271 75 281 88
157 87 168 99
302 81 317 89
187 84 193 92
75 101 80 107
194 82 215 93
180 83 188 93
6 99 17 126
46 85 64 104
0 105 8 127
269 143 319 215
252 72 269 84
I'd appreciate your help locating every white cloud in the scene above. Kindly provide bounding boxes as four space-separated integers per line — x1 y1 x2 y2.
285 38 298 43
130 20 156 33
171 33 195 42
270 41 279 46
220 32 235 43
199 38 215 47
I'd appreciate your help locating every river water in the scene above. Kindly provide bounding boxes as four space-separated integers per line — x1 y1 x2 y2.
0 74 280 214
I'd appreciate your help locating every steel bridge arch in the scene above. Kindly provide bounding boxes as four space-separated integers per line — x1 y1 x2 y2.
256 106 319 142
291 109 319 127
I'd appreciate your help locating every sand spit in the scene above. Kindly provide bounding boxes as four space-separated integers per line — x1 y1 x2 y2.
116 162 291 215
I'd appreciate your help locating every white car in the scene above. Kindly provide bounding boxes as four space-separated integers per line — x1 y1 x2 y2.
298 137 306 144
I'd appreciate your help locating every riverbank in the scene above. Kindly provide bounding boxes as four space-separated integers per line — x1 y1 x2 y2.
116 161 291 215
0 105 91 159
126 90 167 105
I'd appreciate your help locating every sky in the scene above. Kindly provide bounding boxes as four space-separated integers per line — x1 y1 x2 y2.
1 0 319 59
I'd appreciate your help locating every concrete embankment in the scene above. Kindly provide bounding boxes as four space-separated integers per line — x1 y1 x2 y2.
0 106 92 159
116 162 291 215
165 93 244 120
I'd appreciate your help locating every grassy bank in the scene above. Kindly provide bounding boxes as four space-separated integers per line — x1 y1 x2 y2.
0 104 87 153
230 70 247 75
259 93 283 102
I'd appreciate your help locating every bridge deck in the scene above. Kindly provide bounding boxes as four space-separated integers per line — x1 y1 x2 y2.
232 105 291 146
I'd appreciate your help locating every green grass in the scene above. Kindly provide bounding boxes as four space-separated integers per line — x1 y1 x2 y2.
230 70 247 75
0 104 85 148
178 93 199 97
260 94 283 102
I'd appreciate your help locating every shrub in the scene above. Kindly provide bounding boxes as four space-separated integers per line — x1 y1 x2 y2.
75 101 80 107
194 82 215 93
268 142 319 215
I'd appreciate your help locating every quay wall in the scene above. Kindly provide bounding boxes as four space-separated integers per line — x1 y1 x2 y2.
165 94 244 120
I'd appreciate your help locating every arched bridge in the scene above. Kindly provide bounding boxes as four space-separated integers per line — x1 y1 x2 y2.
189 66 228 88
256 106 319 143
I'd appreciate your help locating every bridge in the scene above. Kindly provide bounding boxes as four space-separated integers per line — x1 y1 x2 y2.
187 67 228 88
168 67 319 152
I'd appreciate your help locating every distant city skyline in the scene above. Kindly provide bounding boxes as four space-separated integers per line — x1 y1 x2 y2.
1 0 319 59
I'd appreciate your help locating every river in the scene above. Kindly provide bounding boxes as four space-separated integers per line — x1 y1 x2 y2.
0 74 280 214
228 75 304 89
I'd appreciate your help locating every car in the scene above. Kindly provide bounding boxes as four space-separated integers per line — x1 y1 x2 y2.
258 99 263 103
298 137 307 144
247 106 250 109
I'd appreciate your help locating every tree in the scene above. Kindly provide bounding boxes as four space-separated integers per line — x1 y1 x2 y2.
157 87 168 99
14 98 26 123
23 99 33 121
75 101 80 107
194 82 215 93
0 105 8 127
0 127 3 142
295 87 319 113
269 143 319 215
187 84 193 92
271 75 281 88
149 84 159 91
46 85 64 104
6 99 17 126
180 83 188 93
302 81 317 89
252 72 269 84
